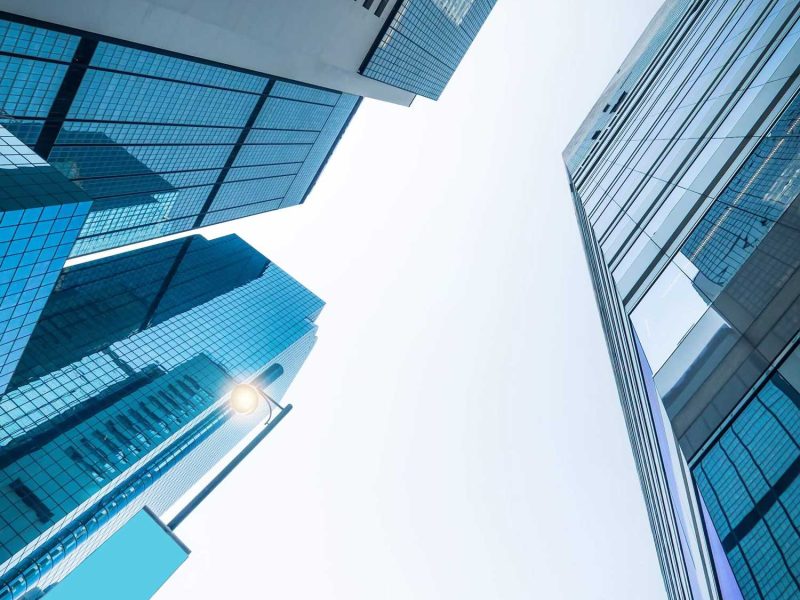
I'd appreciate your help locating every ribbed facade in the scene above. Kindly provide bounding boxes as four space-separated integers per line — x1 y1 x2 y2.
565 0 800 597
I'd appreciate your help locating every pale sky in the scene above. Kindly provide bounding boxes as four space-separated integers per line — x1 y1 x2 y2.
154 0 669 598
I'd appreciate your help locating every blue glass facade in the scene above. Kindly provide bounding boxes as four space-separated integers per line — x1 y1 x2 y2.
360 0 497 99
7 235 268 389
0 234 323 598
0 16 360 256
566 0 800 598
0 125 90 396
696 347 800 599
681 92 800 293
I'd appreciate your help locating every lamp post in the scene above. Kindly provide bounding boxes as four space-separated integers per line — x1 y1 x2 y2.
230 383 275 419
167 382 291 530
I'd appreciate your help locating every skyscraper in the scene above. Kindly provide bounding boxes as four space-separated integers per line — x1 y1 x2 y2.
360 0 498 99
0 0 498 255
0 13 362 256
565 1 800 598
0 125 90 395
0 234 323 599
0 4 500 596
0 3 496 359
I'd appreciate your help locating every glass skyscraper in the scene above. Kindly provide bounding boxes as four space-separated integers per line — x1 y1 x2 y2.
0 5 498 389
0 4 500 597
0 15 360 256
360 0 497 99
566 1 800 598
0 125 90 396
0 234 323 599
0 4 498 263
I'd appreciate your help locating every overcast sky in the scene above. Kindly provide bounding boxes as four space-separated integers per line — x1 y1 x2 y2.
153 1 669 598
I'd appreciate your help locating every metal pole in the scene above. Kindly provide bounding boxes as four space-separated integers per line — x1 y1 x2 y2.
167 404 293 530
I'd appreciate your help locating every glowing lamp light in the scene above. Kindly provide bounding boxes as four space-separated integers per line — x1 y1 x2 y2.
230 383 260 415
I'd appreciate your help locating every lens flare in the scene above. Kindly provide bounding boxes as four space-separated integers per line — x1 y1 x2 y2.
230 384 260 415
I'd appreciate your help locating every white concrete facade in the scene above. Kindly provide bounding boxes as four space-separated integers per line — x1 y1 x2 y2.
0 0 415 105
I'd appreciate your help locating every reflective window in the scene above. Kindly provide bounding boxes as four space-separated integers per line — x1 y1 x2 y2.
0 126 91 395
681 90 800 291
0 18 360 256
361 0 497 99
0 235 322 589
695 344 800 598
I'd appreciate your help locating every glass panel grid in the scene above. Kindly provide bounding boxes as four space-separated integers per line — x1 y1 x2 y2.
0 236 322 593
361 0 497 99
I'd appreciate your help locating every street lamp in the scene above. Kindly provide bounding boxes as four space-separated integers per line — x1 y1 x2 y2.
229 383 274 422
168 382 288 530
229 383 260 415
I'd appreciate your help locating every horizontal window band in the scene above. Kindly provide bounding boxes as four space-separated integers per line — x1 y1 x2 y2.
51 141 315 148
4 116 329 133
67 160 303 184
75 193 287 241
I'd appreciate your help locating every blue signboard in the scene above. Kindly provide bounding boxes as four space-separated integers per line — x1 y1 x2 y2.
43 508 189 600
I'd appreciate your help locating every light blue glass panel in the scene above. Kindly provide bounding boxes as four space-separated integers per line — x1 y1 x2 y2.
56 122 243 146
281 94 360 207
206 177 294 214
253 96 333 130
67 70 257 126
362 0 497 99
0 19 78 61
50 144 234 180
695 363 800 599
224 163 299 182
232 144 309 167
682 90 800 292
0 126 91 395
270 81 340 105
0 57 68 118
244 129 318 145
91 42 268 93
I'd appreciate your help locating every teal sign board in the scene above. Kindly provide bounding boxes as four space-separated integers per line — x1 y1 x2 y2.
43 508 189 600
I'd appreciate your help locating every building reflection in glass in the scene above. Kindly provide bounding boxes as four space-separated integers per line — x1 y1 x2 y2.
0 234 323 595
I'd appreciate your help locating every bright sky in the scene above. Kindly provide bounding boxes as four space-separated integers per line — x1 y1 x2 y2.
154 0 669 598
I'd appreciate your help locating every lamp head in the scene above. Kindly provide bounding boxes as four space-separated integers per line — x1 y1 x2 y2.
230 383 260 415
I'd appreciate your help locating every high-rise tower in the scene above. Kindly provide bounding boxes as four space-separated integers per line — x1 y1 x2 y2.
0 4 496 384
0 1 498 257
0 4 500 596
566 1 800 598
0 234 322 599
0 12 362 255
